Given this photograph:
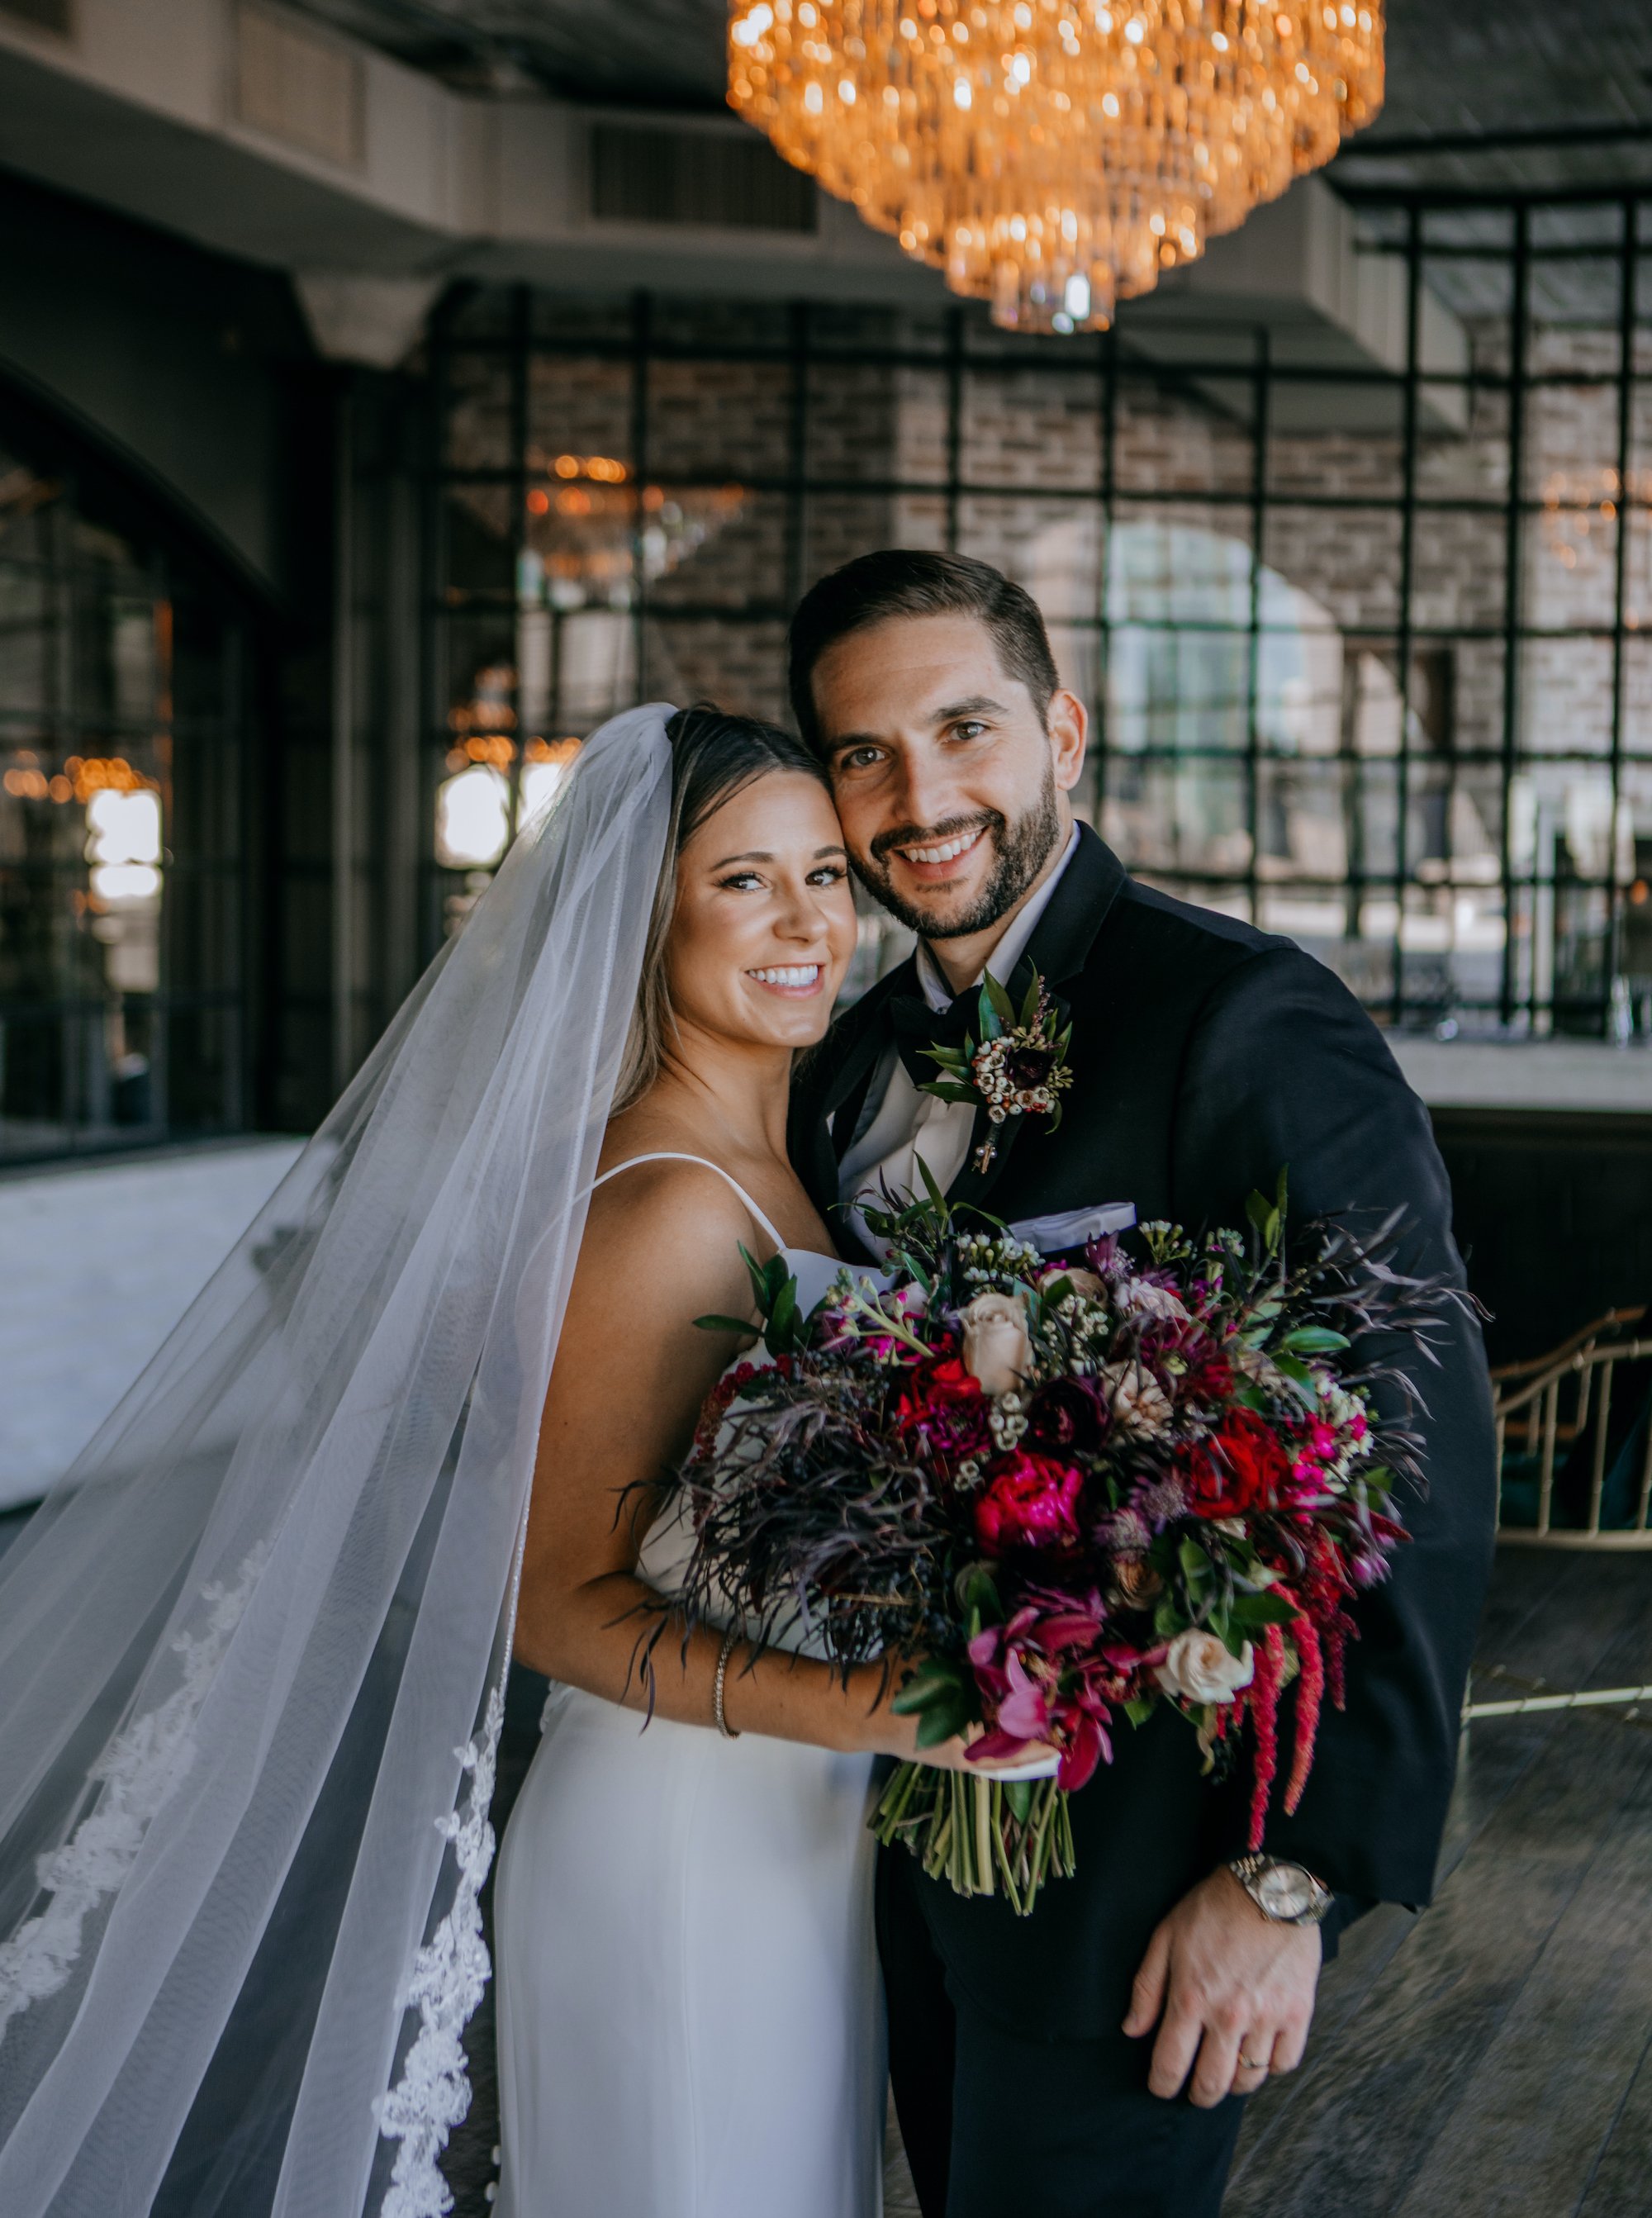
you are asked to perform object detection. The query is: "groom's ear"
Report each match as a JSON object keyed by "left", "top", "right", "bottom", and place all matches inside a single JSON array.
[{"left": 1047, "top": 689, "right": 1088, "bottom": 792}]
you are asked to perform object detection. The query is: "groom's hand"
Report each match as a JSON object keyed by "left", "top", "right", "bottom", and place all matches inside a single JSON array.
[{"left": 1122, "top": 1865, "right": 1321, "bottom": 2107}]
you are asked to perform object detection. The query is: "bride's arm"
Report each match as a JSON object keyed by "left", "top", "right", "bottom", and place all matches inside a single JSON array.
[{"left": 513, "top": 1161, "right": 935, "bottom": 1760}]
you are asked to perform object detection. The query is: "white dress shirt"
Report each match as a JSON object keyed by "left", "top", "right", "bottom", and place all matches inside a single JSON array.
[{"left": 838, "top": 826, "right": 1081, "bottom": 1251}]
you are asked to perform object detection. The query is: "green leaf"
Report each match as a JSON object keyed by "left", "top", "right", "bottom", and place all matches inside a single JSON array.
[
  {"left": 1271, "top": 1352, "right": 1322, "bottom": 1408},
  {"left": 914, "top": 1698, "right": 971, "bottom": 1748},
  {"left": 738, "top": 1243, "right": 771, "bottom": 1312},
  {"left": 1153, "top": 1595, "right": 1184, "bottom": 1641},
  {"left": 1123, "top": 1695, "right": 1156, "bottom": 1728},
  {"left": 1280, "top": 1326, "right": 1350, "bottom": 1354},
  {"left": 765, "top": 1277, "right": 800, "bottom": 1355},
  {"left": 694, "top": 1312, "right": 757, "bottom": 1335},
  {"left": 892, "top": 1657, "right": 966, "bottom": 1709},
  {"left": 982, "top": 970, "right": 1017, "bottom": 1029},
  {"left": 918, "top": 1155, "right": 948, "bottom": 1213},
  {"left": 1179, "top": 1534, "right": 1212, "bottom": 1585},
  {"left": 1230, "top": 1590, "right": 1297, "bottom": 1627},
  {"left": 959, "top": 1565, "right": 1002, "bottom": 1626},
  {"left": 1005, "top": 1779, "right": 1033, "bottom": 1823},
  {"left": 1018, "top": 972, "right": 1042, "bottom": 1028}
]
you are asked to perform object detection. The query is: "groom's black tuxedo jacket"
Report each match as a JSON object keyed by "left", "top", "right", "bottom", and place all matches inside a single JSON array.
[{"left": 790, "top": 824, "right": 1498, "bottom": 2040}]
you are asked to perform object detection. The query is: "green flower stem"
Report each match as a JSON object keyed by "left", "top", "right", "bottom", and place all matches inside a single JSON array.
[{"left": 871, "top": 1763, "right": 1080, "bottom": 1917}]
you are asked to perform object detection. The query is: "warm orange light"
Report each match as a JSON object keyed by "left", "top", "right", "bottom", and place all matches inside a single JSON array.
[
  {"left": 526, "top": 487, "right": 550, "bottom": 515},
  {"left": 729, "top": 0, "right": 1384, "bottom": 332}
]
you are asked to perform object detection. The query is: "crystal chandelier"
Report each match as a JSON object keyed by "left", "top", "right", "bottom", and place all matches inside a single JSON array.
[{"left": 729, "top": 1, "right": 1384, "bottom": 333}]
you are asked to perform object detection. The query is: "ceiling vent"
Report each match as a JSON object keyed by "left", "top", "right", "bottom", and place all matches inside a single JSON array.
[
  {"left": 235, "top": 2, "right": 365, "bottom": 172},
  {"left": 0, "top": 0, "right": 72, "bottom": 33},
  {"left": 590, "top": 122, "right": 816, "bottom": 233}
]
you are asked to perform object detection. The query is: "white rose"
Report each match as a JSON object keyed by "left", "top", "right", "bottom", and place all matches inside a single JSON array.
[
  {"left": 1037, "top": 1265, "right": 1106, "bottom": 1301},
  {"left": 1154, "top": 1629, "right": 1256, "bottom": 1706},
  {"left": 959, "top": 1291, "right": 1032, "bottom": 1398},
  {"left": 1119, "top": 1279, "right": 1189, "bottom": 1323}
]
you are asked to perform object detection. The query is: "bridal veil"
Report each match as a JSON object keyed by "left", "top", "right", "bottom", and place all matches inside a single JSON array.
[{"left": 0, "top": 705, "right": 675, "bottom": 2216}]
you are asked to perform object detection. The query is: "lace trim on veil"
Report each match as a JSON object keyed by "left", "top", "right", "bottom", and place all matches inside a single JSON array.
[
  {"left": 373, "top": 1680, "right": 506, "bottom": 2218},
  {"left": 0, "top": 1543, "right": 270, "bottom": 2041}
]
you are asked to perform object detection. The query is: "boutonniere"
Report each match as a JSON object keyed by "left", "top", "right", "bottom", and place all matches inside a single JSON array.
[{"left": 919, "top": 967, "right": 1075, "bottom": 1173}]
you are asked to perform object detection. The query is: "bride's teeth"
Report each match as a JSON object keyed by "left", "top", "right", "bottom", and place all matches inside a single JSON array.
[{"left": 751, "top": 965, "right": 820, "bottom": 986}]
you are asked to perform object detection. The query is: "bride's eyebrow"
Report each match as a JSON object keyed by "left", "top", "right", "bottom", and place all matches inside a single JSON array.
[{"left": 712, "top": 843, "right": 848, "bottom": 867}]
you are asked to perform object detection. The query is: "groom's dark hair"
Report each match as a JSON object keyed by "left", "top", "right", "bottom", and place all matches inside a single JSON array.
[{"left": 787, "top": 550, "right": 1059, "bottom": 753}]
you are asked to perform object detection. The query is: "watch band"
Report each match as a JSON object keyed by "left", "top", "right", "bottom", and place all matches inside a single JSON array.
[{"left": 1227, "top": 1853, "right": 1333, "bottom": 1926}]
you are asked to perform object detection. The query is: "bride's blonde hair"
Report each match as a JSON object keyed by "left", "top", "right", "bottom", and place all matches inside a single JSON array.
[{"left": 612, "top": 704, "right": 832, "bottom": 1112}]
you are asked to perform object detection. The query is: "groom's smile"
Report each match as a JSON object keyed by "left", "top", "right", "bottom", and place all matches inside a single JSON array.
[{"left": 880, "top": 812, "right": 996, "bottom": 886}]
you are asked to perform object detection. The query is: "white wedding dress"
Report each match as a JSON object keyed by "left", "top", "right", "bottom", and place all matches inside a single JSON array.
[{"left": 494, "top": 1156, "right": 885, "bottom": 2218}]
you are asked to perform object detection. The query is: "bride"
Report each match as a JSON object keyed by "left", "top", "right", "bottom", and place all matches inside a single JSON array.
[
  {"left": 0, "top": 701, "right": 991, "bottom": 2218},
  {"left": 497, "top": 703, "right": 984, "bottom": 2218}
]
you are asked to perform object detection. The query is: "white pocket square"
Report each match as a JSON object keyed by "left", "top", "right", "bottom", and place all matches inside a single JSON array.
[{"left": 1008, "top": 1201, "right": 1137, "bottom": 1254}]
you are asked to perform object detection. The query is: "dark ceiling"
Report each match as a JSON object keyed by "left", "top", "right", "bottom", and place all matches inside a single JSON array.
[{"left": 290, "top": 0, "right": 1652, "bottom": 194}]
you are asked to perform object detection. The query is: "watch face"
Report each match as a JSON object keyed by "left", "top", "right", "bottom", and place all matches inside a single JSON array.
[{"left": 1256, "top": 1864, "right": 1316, "bottom": 1920}]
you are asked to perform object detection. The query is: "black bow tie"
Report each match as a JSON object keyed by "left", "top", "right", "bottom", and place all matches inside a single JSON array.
[{"left": 887, "top": 986, "right": 980, "bottom": 1092}]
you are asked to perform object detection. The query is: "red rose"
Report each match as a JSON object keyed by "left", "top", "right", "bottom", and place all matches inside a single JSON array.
[
  {"left": 1181, "top": 1408, "right": 1293, "bottom": 1518},
  {"left": 891, "top": 1353, "right": 992, "bottom": 1464},
  {"left": 974, "top": 1451, "right": 1085, "bottom": 1555}
]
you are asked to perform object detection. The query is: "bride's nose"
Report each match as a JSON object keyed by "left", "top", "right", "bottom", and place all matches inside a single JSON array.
[{"left": 772, "top": 882, "right": 826, "bottom": 943}]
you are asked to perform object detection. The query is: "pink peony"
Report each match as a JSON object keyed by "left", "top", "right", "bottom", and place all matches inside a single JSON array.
[{"left": 973, "top": 1451, "right": 1085, "bottom": 1555}]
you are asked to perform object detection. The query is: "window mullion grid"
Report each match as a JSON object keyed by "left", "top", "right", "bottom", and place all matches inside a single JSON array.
[
  {"left": 1390, "top": 206, "right": 1422, "bottom": 1027},
  {"left": 1499, "top": 206, "right": 1531, "bottom": 1030},
  {"left": 1606, "top": 197, "right": 1636, "bottom": 1024},
  {"left": 505, "top": 284, "right": 530, "bottom": 842},
  {"left": 1244, "top": 331, "right": 1269, "bottom": 931},
  {"left": 1094, "top": 328, "right": 1118, "bottom": 836},
  {"left": 630, "top": 289, "right": 653, "bottom": 702}
]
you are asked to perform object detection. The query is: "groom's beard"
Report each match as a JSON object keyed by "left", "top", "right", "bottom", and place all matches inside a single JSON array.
[{"left": 854, "top": 767, "right": 1062, "bottom": 943}]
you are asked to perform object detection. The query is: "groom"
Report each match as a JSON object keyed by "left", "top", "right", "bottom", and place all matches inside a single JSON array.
[{"left": 786, "top": 551, "right": 1497, "bottom": 2218}]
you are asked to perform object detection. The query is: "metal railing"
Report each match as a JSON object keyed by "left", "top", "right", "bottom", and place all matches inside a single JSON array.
[{"left": 1493, "top": 1310, "right": 1652, "bottom": 1548}]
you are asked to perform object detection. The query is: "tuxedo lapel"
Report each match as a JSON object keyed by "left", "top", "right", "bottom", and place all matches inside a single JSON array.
[
  {"left": 942, "top": 826, "right": 1126, "bottom": 1216},
  {"left": 790, "top": 957, "right": 913, "bottom": 1219}
]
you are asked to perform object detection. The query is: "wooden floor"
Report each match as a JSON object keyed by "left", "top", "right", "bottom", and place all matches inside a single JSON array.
[
  {"left": 457, "top": 1544, "right": 1652, "bottom": 2217},
  {"left": 883, "top": 1549, "right": 1652, "bottom": 2216},
  {"left": 1225, "top": 1546, "right": 1652, "bottom": 2218}
]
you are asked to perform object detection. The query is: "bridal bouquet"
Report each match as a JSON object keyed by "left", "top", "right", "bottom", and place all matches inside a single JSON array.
[{"left": 675, "top": 1173, "right": 1433, "bottom": 1915}]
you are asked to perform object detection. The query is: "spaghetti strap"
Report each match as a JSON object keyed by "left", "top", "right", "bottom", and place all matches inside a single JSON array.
[{"left": 588, "top": 1152, "right": 790, "bottom": 1255}]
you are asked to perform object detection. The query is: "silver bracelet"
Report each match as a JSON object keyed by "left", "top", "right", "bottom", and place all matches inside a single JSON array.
[{"left": 714, "top": 1627, "right": 742, "bottom": 1740}]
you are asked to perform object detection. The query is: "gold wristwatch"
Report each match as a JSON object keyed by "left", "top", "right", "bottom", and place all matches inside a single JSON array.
[{"left": 1227, "top": 1854, "right": 1333, "bottom": 1926}]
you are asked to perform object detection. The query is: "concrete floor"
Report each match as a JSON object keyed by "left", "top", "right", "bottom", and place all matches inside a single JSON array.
[{"left": 0, "top": 1138, "right": 304, "bottom": 1508}]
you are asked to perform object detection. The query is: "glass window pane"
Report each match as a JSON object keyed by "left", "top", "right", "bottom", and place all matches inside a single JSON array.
[{"left": 961, "top": 366, "right": 1099, "bottom": 494}]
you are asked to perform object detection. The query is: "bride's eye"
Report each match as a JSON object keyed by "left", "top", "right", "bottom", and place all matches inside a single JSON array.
[
  {"left": 806, "top": 863, "right": 847, "bottom": 886},
  {"left": 719, "top": 871, "right": 765, "bottom": 891}
]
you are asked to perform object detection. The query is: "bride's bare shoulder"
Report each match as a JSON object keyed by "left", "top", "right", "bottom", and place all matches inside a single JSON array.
[{"left": 579, "top": 1150, "right": 760, "bottom": 1308}]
